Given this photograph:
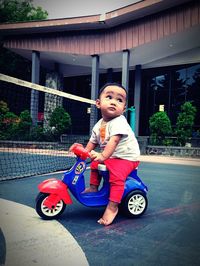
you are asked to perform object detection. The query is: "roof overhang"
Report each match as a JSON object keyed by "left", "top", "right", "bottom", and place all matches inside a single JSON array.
[
  {"left": 0, "top": 0, "right": 191, "bottom": 36},
  {"left": 0, "top": 0, "right": 198, "bottom": 77}
]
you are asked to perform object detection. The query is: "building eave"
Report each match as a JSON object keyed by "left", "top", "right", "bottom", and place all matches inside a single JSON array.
[{"left": 0, "top": 0, "right": 191, "bottom": 36}]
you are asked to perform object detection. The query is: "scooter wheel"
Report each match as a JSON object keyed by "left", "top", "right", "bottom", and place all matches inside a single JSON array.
[
  {"left": 35, "top": 192, "right": 66, "bottom": 220},
  {"left": 120, "top": 190, "right": 148, "bottom": 218}
]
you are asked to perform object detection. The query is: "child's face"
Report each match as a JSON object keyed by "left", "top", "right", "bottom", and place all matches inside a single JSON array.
[{"left": 96, "top": 85, "right": 126, "bottom": 121}]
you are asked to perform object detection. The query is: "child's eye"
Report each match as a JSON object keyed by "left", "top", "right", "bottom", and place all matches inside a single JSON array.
[
  {"left": 106, "top": 95, "right": 112, "bottom": 100},
  {"left": 117, "top": 98, "right": 123, "bottom": 103}
]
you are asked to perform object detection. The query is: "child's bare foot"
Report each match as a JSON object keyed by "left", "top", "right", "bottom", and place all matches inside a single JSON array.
[
  {"left": 97, "top": 201, "right": 119, "bottom": 226},
  {"left": 82, "top": 185, "right": 98, "bottom": 193}
]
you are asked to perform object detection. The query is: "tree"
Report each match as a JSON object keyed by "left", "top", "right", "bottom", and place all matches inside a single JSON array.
[
  {"left": 187, "top": 67, "right": 200, "bottom": 127},
  {"left": 0, "top": 0, "right": 48, "bottom": 23},
  {"left": 175, "top": 102, "right": 197, "bottom": 146},
  {"left": 0, "top": 0, "right": 48, "bottom": 77},
  {"left": 0, "top": 100, "right": 9, "bottom": 114},
  {"left": 149, "top": 111, "right": 172, "bottom": 145},
  {"left": 0, "top": 101, "right": 19, "bottom": 140},
  {"left": 49, "top": 107, "right": 71, "bottom": 140},
  {"left": 15, "top": 110, "right": 32, "bottom": 140}
]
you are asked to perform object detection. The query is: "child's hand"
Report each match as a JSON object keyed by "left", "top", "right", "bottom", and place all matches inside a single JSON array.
[{"left": 90, "top": 150, "right": 105, "bottom": 163}]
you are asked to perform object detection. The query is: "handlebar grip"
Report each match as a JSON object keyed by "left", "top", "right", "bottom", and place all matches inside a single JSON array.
[{"left": 71, "top": 144, "right": 90, "bottom": 160}]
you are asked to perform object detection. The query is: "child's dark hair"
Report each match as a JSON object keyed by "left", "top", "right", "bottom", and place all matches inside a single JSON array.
[{"left": 98, "top": 82, "right": 127, "bottom": 99}]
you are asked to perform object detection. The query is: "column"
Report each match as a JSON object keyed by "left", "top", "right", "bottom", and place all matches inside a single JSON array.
[
  {"left": 122, "top": 50, "right": 130, "bottom": 92},
  {"left": 134, "top": 65, "right": 142, "bottom": 137},
  {"left": 90, "top": 55, "right": 99, "bottom": 133},
  {"left": 30, "top": 50, "right": 40, "bottom": 126},
  {"left": 122, "top": 50, "right": 130, "bottom": 118},
  {"left": 43, "top": 70, "right": 63, "bottom": 130}
]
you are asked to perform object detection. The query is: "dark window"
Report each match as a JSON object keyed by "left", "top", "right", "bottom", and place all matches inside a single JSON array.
[{"left": 140, "top": 63, "right": 200, "bottom": 135}]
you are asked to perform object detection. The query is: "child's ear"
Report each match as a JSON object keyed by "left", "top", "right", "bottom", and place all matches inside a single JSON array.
[{"left": 96, "top": 99, "right": 101, "bottom": 109}]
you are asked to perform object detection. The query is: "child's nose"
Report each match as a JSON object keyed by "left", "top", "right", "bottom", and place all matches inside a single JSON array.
[{"left": 110, "top": 99, "right": 116, "bottom": 105}]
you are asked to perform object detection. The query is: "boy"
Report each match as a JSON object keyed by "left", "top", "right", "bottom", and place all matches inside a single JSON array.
[{"left": 70, "top": 83, "right": 140, "bottom": 225}]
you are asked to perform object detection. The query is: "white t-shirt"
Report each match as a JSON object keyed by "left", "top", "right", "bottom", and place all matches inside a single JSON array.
[{"left": 89, "top": 115, "right": 140, "bottom": 161}]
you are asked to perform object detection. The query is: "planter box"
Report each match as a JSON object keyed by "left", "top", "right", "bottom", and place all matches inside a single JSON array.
[{"left": 146, "top": 145, "right": 200, "bottom": 158}]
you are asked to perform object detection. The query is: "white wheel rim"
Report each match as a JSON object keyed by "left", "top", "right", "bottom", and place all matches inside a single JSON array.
[
  {"left": 41, "top": 198, "right": 64, "bottom": 217},
  {"left": 128, "top": 194, "right": 146, "bottom": 215}
]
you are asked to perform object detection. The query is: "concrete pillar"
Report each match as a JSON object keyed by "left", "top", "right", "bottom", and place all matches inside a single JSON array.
[
  {"left": 90, "top": 55, "right": 99, "bottom": 133},
  {"left": 122, "top": 50, "right": 130, "bottom": 118},
  {"left": 122, "top": 50, "right": 130, "bottom": 92},
  {"left": 134, "top": 65, "right": 142, "bottom": 137},
  {"left": 30, "top": 50, "right": 40, "bottom": 126},
  {"left": 43, "top": 71, "right": 63, "bottom": 130}
]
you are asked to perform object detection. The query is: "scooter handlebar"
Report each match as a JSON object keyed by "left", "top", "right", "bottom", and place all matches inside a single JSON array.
[{"left": 71, "top": 144, "right": 90, "bottom": 160}]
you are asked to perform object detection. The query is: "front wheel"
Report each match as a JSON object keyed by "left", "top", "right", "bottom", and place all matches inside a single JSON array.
[
  {"left": 35, "top": 192, "right": 66, "bottom": 220},
  {"left": 120, "top": 190, "right": 148, "bottom": 218}
]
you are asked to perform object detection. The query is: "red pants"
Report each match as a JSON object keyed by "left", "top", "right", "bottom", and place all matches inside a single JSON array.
[{"left": 90, "top": 158, "right": 140, "bottom": 203}]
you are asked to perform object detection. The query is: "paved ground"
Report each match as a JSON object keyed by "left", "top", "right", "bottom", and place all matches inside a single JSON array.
[
  {"left": 0, "top": 199, "right": 88, "bottom": 266},
  {"left": 140, "top": 155, "right": 200, "bottom": 166},
  {"left": 0, "top": 156, "right": 200, "bottom": 266}
]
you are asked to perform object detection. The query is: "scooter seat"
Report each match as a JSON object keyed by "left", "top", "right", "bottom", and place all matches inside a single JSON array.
[{"left": 98, "top": 164, "right": 108, "bottom": 171}]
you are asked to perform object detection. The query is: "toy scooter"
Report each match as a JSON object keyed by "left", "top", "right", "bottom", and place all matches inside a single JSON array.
[{"left": 35, "top": 144, "right": 148, "bottom": 220}]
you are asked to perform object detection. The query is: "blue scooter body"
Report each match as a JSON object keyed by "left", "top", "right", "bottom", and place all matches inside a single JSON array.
[{"left": 62, "top": 157, "right": 148, "bottom": 207}]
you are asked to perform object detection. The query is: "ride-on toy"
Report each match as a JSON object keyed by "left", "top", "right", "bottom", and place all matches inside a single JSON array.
[{"left": 35, "top": 144, "right": 148, "bottom": 220}]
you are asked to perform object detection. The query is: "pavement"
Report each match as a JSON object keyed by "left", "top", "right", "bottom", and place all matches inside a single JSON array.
[
  {"left": 0, "top": 199, "right": 89, "bottom": 266},
  {"left": 140, "top": 155, "right": 200, "bottom": 166},
  {"left": 0, "top": 155, "right": 200, "bottom": 266}
]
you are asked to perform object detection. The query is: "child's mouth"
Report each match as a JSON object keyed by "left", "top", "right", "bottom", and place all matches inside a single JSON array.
[{"left": 108, "top": 107, "right": 116, "bottom": 111}]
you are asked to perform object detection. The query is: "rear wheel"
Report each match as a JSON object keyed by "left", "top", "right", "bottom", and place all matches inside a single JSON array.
[
  {"left": 35, "top": 192, "right": 66, "bottom": 220},
  {"left": 120, "top": 190, "right": 148, "bottom": 218}
]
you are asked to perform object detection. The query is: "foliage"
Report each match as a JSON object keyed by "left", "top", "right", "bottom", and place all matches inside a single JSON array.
[
  {"left": 0, "top": 110, "right": 19, "bottom": 141},
  {"left": 175, "top": 102, "right": 197, "bottom": 146},
  {"left": 0, "top": 0, "right": 48, "bottom": 78},
  {"left": 0, "top": 103, "right": 33, "bottom": 140},
  {"left": 0, "top": 101, "right": 72, "bottom": 141},
  {"left": 0, "top": 101, "right": 17, "bottom": 139},
  {"left": 49, "top": 107, "right": 71, "bottom": 140},
  {"left": 149, "top": 111, "right": 172, "bottom": 145},
  {"left": 0, "top": 0, "right": 48, "bottom": 23},
  {"left": 14, "top": 110, "right": 32, "bottom": 140},
  {"left": 149, "top": 102, "right": 197, "bottom": 146},
  {"left": 0, "top": 102, "right": 35, "bottom": 140},
  {"left": 0, "top": 100, "right": 9, "bottom": 114},
  {"left": 29, "top": 126, "right": 45, "bottom": 141}
]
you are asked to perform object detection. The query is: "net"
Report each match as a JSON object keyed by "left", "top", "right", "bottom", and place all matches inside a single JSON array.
[{"left": 0, "top": 73, "right": 95, "bottom": 180}]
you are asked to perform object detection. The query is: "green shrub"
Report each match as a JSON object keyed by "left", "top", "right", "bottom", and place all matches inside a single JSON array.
[
  {"left": 0, "top": 111, "right": 19, "bottom": 140},
  {"left": 175, "top": 102, "right": 197, "bottom": 146},
  {"left": 0, "top": 101, "right": 72, "bottom": 142},
  {"left": 149, "top": 111, "right": 172, "bottom": 145},
  {"left": 0, "top": 100, "right": 9, "bottom": 114},
  {"left": 29, "top": 126, "right": 45, "bottom": 141},
  {"left": 15, "top": 110, "right": 32, "bottom": 140},
  {"left": 49, "top": 107, "right": 71, "bottom": 140}
]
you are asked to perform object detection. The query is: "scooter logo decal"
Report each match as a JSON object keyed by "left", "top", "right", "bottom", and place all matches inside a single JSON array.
[{"left": 75, "top": 162, "right": 85, "bottom": 174}]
